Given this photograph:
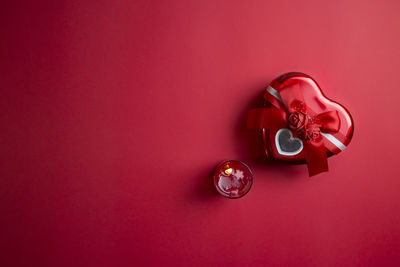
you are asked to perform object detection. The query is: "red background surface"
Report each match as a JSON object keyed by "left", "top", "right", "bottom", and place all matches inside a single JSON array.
[{"left": 1, "top": 0, "right": 400, "bottom": 266}]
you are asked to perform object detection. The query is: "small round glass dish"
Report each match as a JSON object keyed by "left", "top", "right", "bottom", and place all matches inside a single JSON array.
[{"left": 213, "top": 160, "right": 253, "bottom": 199}]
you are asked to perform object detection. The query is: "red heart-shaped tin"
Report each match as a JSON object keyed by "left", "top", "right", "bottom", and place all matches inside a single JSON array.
[
  {"left": 247, "top": 72, "right": 354, "bottom": 174},
  {"left": 259, "top": 72, "right": 354, "bottom": 163}
]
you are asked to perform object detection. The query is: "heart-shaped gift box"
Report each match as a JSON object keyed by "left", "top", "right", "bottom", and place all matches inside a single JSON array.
[{"left": 247, "top": 72, "right": 354, "bottom": 176}]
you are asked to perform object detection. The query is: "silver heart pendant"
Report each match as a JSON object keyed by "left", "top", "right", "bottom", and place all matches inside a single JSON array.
[{"left": 275, "top": 128, "right": 303, "bottom": 156}]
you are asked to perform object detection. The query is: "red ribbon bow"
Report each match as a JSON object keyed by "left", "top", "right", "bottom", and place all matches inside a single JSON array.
[{"left": 247, "top": 82, "right": 341, "bottom": 176}]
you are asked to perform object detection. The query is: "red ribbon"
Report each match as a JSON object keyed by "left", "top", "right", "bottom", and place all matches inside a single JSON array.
[{"left": 247, "top": 82, "right": 341, "bottom": 176}]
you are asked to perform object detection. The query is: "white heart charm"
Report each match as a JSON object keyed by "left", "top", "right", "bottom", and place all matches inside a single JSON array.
[{"left": 275, "top": 128, "right": 303, "bottom": 156}]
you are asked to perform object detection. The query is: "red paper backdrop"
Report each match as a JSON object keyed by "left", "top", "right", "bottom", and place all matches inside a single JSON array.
[{"left": 1, "top": 0, "right": 400, "bottom": 266}]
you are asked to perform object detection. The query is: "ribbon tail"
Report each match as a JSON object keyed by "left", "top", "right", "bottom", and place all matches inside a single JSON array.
[{"left": 304, "top": 139, "right": 328, "bottom": 176}]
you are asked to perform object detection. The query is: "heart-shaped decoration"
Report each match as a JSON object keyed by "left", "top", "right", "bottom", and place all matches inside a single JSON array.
[
  {"left": 275, "top": 128, "right": 303, "bottom": 156},
  {"left": 261, "top": 72, "right": 354, "bottom": 163}
]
